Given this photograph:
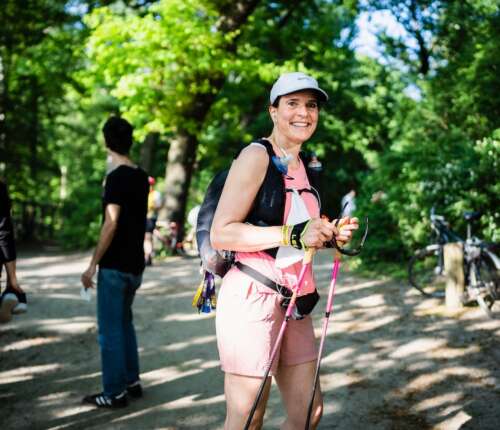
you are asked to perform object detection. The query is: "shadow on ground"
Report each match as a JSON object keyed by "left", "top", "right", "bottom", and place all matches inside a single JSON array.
[{"left": 0, "top": 250, "right": 499, "bottom": 429}]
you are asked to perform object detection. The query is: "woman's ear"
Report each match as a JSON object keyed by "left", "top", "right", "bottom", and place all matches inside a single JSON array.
[{"left": 269, "top": 106, "right": 277, "bottom": 122}]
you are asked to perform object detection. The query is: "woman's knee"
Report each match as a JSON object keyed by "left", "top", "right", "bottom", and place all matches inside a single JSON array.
[
  {"left": 224, "top": 372, "right": 271, "bottom": 429},
  {"left": 225, "top": 403, "right": 264, "bottom": 430},
  {"left": 225, "top": 390, "right": 269, "bottom": 429},
  {"left": 285, "top": 399, "right": 323, "bottom": 429}
]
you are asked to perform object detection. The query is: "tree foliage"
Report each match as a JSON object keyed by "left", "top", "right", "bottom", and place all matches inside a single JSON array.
[
  {"left": 1, "top": 0, "right": 498, "bottom": 262},
  {"left": 356, "top": 0, "right": 500, "bottom": 262}
]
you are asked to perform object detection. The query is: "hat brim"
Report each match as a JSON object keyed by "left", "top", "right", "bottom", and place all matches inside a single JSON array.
[{"left": 272, "top": 86, "right": 328, "bottom": 104}]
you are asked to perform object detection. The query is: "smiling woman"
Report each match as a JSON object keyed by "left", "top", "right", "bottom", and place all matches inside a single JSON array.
[{"left": 210, "top": 72, "right": 359, "bottom": 429}]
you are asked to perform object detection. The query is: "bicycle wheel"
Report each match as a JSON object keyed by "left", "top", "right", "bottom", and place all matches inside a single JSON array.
[
  {"left": 408, "top": 244, "right": 446, "bottom": 298},
  {"left": 480, "top": 253, "right": 500, "bottom": 300},
  {"left": 471, "top": 255, "right": 499, "bottom": 318}
]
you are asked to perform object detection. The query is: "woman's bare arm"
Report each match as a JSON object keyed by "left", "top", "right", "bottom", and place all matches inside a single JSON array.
[{"left": 211, "top": 145, "right": 283, "bottom": 252}]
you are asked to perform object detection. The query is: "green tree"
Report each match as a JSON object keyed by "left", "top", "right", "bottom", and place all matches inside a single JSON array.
[{"left": 356, "top": 0, "right": 500, "bottom": 263}]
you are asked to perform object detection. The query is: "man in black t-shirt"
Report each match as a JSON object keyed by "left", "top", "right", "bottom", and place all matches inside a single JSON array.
[{"left": 81, "top": 117, "right": 149, "bottom": 409}]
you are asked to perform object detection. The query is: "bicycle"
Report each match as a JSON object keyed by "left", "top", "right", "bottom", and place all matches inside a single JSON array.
[{"left": 408, "top": 208, "right": 500, "bottom": 318}]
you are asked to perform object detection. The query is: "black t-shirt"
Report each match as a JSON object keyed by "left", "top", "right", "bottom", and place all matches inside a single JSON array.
[{"left": 99, "top": 165, "right": 149, "bottom": 275}]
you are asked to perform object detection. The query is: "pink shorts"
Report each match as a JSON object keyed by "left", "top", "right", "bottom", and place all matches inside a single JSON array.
[{"left": 215, "top": 267, "right": 317, "bottom": 377}]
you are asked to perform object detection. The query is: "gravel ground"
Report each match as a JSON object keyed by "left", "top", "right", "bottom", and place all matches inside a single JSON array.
[{"left": 1, "top": 249, "right": 499, "bottom": 429}]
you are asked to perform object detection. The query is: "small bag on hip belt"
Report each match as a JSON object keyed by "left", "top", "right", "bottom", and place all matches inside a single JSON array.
[
  {"left": 235, "top": 262, "right": 320, "bottom": 320},
  {"left": 280, "top": 289, "right": 320, "bottom": 320}
]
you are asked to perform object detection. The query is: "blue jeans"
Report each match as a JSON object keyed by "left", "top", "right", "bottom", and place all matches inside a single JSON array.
[{"left": 97, "top": 268, "right": 142, "bottom": 397}]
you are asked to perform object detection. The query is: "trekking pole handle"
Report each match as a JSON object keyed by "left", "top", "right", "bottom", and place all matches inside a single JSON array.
[
  {"left": 333, "top": 218, "right": 347, "bottom": 260},
  {"left": 303, "top": 248, "right": 315, "bottom": 264}
]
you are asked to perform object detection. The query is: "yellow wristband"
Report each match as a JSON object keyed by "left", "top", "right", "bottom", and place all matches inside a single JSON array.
[{"left": 281, "top": 224, "right": 291, "bottom": 246}]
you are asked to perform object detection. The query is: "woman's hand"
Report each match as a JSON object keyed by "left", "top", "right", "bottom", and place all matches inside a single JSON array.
[
  {"left": 300, "top": 217, "right": 338, "bottom": 249},
  {"left": 331, "top": 217, "right": 359, "bottom": 245}
]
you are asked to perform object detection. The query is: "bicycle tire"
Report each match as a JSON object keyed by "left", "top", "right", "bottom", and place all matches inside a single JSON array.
[
  {"left": 476, "top": 295, "right": 493, "bottom": 318},
  {"left": 480, "top": 253, "right": 500, "bottom": 300},
  {"left": 408, "top": 244, "right": 446, "bottom": 298},
  {"left": 472, "top": 254, "right": 499, "bottom": 318}
]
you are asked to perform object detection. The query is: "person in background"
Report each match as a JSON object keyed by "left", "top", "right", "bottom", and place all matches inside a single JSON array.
[
  {"left": 0, "top": 180, "right": 27, "bottom": 323},
  {"left": 80, "top": 116, "right": 149, "bottom": 408},
  {"left": 341, "top": 189, "right": 356, "bottom": 218},
  {"left": 184, "top": 204, "right": 201, "bottom": 252},
  {"left": 144, "top": 176, "right": 162, "bottom": 266}
]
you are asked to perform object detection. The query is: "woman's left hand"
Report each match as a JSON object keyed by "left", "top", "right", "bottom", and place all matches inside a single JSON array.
[{"left": 330, "top": 217, "right": 359, "bottom": 245}]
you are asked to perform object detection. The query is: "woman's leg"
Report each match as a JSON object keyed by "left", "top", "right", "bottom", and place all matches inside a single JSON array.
[
  {"left": 216, "top": 270, "right": 284, "bottom": 428},
  {"left": 275, "top": 360, "right": 323, "bottom": 430},
  {"left": 224, "top": 372, "right": 272, "bottom": 430}
]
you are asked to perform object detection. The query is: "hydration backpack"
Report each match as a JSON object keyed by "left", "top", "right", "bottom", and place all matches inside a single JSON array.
[
  {"left": 195, "top": 169, "right": 235, "bottom": 277},
  {"left": 195, "top": 139, "right": 322, "bottom": 279}
]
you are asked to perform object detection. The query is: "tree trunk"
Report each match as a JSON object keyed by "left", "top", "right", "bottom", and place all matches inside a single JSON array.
[
  {"left": 161, "top": 0, "right": 262, "bottom": 241},
  {"left": 29, "top": 76, "right": 39, "bottom": 181},
  {"left": 409, "top": 0, "right": 430, "bottom": 76},
  {"left": 162, "top": 130, "right": 197, "bottom": 238},
  {"left": 139, "top": 131, "right": 159, "bottom": 174}
]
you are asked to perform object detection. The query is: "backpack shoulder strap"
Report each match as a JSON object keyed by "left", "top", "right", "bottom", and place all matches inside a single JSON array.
[
  {"left": 252, "top": 138, "right": 274, "bottom": 157},
  {"left": 235, "top": 138, "right": 273, "bottom": 161}
]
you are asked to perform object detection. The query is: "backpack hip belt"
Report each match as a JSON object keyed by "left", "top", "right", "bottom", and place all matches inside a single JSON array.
[{"left": 234, "top": 261, "right": 319, "bottom": 320}]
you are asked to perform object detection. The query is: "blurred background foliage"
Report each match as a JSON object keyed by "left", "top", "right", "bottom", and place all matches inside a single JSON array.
[{"left": 0, "top": 0, "right": 498, "bottom": 266}]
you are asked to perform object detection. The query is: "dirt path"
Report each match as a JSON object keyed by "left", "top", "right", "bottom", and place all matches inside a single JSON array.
[{"left": 1, "top": 250, "right": 499, "bottom": 429}]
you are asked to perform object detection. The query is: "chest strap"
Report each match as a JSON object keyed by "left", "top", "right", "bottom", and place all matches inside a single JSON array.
[
  {"left": 285, "top": 188, "right": 313, "bottom": 194},
  {"left": 285, "top": 187, "right": 321, "bottom": 209}
]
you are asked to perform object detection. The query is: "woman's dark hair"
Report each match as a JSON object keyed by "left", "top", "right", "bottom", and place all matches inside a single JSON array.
[{"left": 102, "top": 116, "right": 133, "bottom": 155}]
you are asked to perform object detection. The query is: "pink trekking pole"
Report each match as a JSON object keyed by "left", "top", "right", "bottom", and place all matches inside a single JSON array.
[
  {"left": 244, "top": 249, "right": 315, "bottom": 430},
  {"left": 304, "top": 248, "right": 341, "bottom": 429},
  {"left": 304, "top": 216, "right": 368, "bottom": 429}
]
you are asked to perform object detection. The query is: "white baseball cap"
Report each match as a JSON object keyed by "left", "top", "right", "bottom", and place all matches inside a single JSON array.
[{"left": 270, "top": 72, "right": 329, "bottom": 105}]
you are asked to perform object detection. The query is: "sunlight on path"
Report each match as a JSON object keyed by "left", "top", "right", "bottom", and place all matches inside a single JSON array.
[{"left": 1, "top": 250, "right": 499, "bottom": 429}]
